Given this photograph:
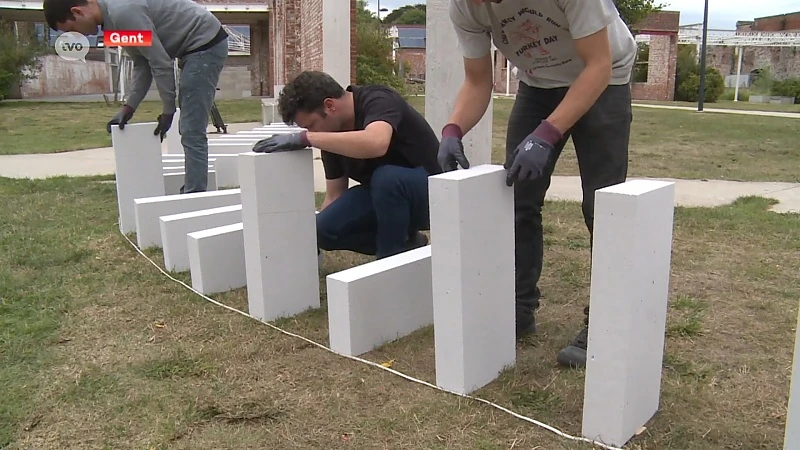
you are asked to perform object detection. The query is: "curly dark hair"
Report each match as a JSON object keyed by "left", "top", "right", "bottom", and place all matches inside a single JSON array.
[
  {"left": 278, "top": 71, "right": 346, "bottom": 124},
  {"left": 44, "top": 0, "right": 88, "bottom": 30}
]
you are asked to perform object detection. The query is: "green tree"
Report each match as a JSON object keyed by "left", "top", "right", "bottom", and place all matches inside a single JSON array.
[
  {"left": 354, "top": 0, "right": 405, "bottom": 94},
  {"left": 393, "top": 8, "right": 426, "bottom": 25},
  {"left": 613, "top": 0, "right": 666, "bottom": 30},
  {"left": 0, "top": 20, "right": 49, "bottom": 101},
  {"left": 383, "top": 4, "right": 425, "bottom": 24}
]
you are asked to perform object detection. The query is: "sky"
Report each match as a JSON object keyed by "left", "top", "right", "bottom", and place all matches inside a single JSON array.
[{"left": 364, "top": 0, "right": 800, "bottom": 30}]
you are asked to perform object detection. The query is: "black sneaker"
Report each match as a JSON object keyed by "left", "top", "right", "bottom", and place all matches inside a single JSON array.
[
  {"left": 556, "top": 305, "right": 589, "bottom": 368},
  {"left": 515, "top": 304, "right": 536, "bottom": 339},
  {"left": 405, "top": 231, "right": 429, "bottom": 250}
]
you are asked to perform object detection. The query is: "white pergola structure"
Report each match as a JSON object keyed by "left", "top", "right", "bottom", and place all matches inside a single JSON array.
[{"left": 676, "top": 25, "right": 800, "bottom": 102}]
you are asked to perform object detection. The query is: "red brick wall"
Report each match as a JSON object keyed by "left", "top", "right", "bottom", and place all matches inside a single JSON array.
[
  {"left": 397, "top": 48, "right": 425, "bottom": 79},
  {"left": 351, "top": 0, "right": 357, "bottom": 83},
  {"left": 631, "top": 34, "right": 678, "bottom": 101},
  {"left": 753, "top": 12, "right": 800, "bottom": 31},
  {"left": 633, "top": 10, "right": 681, "bottom": 34},
  {"left": 299, "top": 0, "right": 323, "bottom": 71}
]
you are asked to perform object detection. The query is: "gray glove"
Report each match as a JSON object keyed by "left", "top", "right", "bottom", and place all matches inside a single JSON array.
[
  {"left": 437, "top": 123, "right": 470, "bottom": 171},
  {"left": 106, "top": 105, "right": 135, "bottom": 133},
  {"left": 504, "top": 120, "right": 562, "bottom": 187},
  {"left": 253, "top": 132, "right": 310, "bottom": 153}
]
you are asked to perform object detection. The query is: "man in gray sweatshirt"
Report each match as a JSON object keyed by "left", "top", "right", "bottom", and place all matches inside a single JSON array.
[{"left": 44, "top": 0, "right": 229, "bottom": 194}]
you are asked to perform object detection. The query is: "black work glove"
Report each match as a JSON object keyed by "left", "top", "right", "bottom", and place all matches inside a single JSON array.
[
  {"left": 252, "top": 132, "right": 310, "bottom": 153},
  {"left": 504, "top": 120, "right": 563, "bottom": 187},
  {"left": 106, "top": 105, "right": 135, "bottom": 133},
  {"left": 437, "top": 123, "right": 470, "bottom": 171},
  {"left": 154, "top": 113, "right": 174, "bottom": 142}
]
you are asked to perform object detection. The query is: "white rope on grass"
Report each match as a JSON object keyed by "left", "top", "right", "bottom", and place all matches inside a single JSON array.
[{"left": 119, "top": 230, "right": 624, "bottom": 450}]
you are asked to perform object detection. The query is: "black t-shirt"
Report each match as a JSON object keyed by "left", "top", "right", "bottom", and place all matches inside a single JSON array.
[{"left": 321, "top": 85, "right": 442, "bottom": 185}]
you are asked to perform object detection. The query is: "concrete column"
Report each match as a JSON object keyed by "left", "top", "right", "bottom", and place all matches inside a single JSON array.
[
  {"left": 428, "top": 165, "right": 515, "bottom": 394},
  {"left": 322, "top": 0, "right": 351, "bottom": 89},
  {"left": 425, "top": 0, "right": 493, "bottom": 167},
  {"left": 238, "top": 150, "right": 319, "bottom": 322},
  {"left": 785, "top": 307, "right": 800, "bottom": 450},
  {"left": 111, "top": 123, "right": 165, "bottom": 234},
  {"left": 581, "top": 180, "right": 676, "bottom": 447}
]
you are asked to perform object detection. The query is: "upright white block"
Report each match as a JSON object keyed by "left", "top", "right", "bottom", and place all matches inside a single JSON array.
[
  {"left": 112, "top": 123, "right": 165, "bottom": 234},
  {"left": 581, "top": 180, "right": 676, "bottom": 447},
  {"left": 187, "top": 223, "right": 246, "bottom": 295},
  {"left": 322, "top": 0, "right": 351, "bottom": 88},
  {"left": 239, "top": 150, "right": 319, "bottom": 322},
  {"left": 163, "top": 154, "right": 238, "bottom": 188},
  {"left": 425, "top": 0, "right": 492, "bottom": 167},
  {"left": 163, "top": 170, "right": 217, "bottom": 195},
  {"left": 134, "top": 189, "right": 241, "bottom": 249},
  {"left": 160, "top": 204, "right": 243, "bottom": 272},
  {"left": 327, "top": 246, "right": 433, "bottom": 357},
  {"left": 166, "top": 107, "right": 182, "bottom": 154},
  {"left": 428, "top": 165, "right": 515, "bottom": 394},
  {"left": 785, "top": 307, "right": 800, "bottom": 450}
]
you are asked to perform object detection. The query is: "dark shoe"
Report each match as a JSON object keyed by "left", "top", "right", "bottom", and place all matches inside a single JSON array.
[
  {"left": 556, "top": 305, "right": 589, "bottom": 368},
  {"left": 405, "top": 231, "right": 429, "bottom": 250},
  {"left": 515, "top": 304, "right": 536, "bottom": 339}
]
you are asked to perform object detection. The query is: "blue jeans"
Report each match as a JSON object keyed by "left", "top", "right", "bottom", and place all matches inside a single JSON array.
[
  {"left": 316, "top": 165, "right": 431, "bottom": 259},
  {"left": 177, "top": 38, "right": 229, "bottom": 193}
]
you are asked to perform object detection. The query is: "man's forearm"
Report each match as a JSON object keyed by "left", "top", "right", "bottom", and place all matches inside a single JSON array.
[
  {"left": 546, "top": 62, "right": 612, "bottom": 135},
  {"left": 306, "top": 130, "right": 385, "bottom": 159},
  {"left": 446, "top": 79, "right": 493, "bottom": 134},
  {"left": 125, "top": 58, "right": 153, "bottom": 110}
]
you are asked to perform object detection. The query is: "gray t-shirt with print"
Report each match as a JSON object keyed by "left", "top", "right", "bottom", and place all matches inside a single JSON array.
[{"left": 449, "top": 0, "right": 637, "bottom": 88}]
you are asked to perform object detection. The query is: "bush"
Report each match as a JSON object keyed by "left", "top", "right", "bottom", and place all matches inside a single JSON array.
[
  {"left": 675, "top": 60, "right": 725, "bottom": 103},
  {"left": 720, "top": 88, "right": 750, "bottom": 102},
  {"left": 0, "top": 20, "right": 48, "bottom": 101},
  {"left": 354, "top": 1, "right": 406, "bottom": 96},
  {"left": 771, "top": 78, "right": 800, "bottom": 102}
]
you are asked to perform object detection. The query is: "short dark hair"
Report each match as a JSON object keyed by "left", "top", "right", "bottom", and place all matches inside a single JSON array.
[
  {"left": 44, "top": 0, "right": 88, "bottom": 30},
  {"left": 277, "top": 71, "right": 345, "bottom": 124}
]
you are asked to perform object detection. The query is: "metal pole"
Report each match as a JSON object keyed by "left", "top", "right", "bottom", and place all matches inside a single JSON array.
[
  {"left": 697, "top": 0, "right": 709, "bottom": 111},
  {"left": 506, "top": 61, "right": 510, "bottom": 96},
  {"left": 377, "top": 0, "right": 380, "bottom": 20},
  {"left": 734, "top": 46, "right": 743, "bottom": 102}
]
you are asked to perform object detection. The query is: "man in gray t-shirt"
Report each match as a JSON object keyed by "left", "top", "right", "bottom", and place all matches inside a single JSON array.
[
  {"left": 437, "top": 0, "right": 637, "bottom": 369},
  {"left": 45, "top": 0, "right": 229, "bottom": 194}
]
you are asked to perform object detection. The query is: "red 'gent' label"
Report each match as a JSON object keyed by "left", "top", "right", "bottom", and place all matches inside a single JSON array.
[{"left": 104, "top": 30, "right": 153, "bottom": 47}]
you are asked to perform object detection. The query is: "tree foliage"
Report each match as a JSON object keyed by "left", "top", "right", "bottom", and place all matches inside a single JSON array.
[
  {"left": 383, "top": 4, "right": 425, "bottom": 25},
  {"left": 613, "top": 0, "right": 666, "bottom": 30},
  {"left": 0, "top": 20, "right": 49, "bottom": 101},
  {"left": 354, "top": 0, "right": 405, "bottom": 94}
]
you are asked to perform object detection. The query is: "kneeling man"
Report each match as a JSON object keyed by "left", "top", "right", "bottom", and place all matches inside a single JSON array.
[{"left": 253, "top": 71, "right": 442, "bottom": 259}]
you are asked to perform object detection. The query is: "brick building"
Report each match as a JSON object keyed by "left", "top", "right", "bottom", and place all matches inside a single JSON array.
[
  {"left": 390, "top": 24, "right": 426, "bottom": 80},
  {"left": 630, "top": 11, "right": 681, "bottom": 101}
]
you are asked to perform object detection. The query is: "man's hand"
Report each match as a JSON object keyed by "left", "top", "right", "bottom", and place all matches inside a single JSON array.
[
  {"left": 504, "top": 120, "right": 563, "bottom": 187},
  {"left": 437, "top": 123, "right": 470, "bottom": 171},
  {"left": 154, "top": 113, "right": 174, "bottom": 142},
  {"left": 106, "top": 105, "right": 135, "bottom": 133},
  {"left": 253, "top": 132, "right": 310, "bottom": 153}
]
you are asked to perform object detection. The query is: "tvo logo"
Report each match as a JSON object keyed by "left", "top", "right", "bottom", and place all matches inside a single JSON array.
[{"left": 54, "top": 32, "right": 90, "bottom": 62}]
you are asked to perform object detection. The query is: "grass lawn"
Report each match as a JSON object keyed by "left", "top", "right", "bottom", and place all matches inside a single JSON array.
[
  {"left": 0, "top": 99, "right": 262, "bottom": 155},
  {"left": 634, "top": 99, "right": 800, "bottom": 113},
  {"left": 2, "top": 174, "right": 799, "bottom": 449},
  {"left": 3, "top": 97, "right": 800, "bottom": 183}
]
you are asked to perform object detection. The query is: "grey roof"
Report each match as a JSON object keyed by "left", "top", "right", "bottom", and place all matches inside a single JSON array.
[{"left": 397, "top": 27, "right": 425, "bottom": 49}]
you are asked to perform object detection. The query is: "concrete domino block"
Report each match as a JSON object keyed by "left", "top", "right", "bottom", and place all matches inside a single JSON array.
[
  {"left": 428, "top": 165, "right": 515, "bottom": 394},
  {"left": 581, "top": 180, "right": 676, "bottom": 447},
  {"left": 165, "top": 107, "right": 182, "bottom": 154},
  {"left": 112, "top": 123, "right": 165, "bottom": 234},
  {"left": 163, "top": 170, "right": 217, "bottom": 195},
  {"left": 163, "top": 155, "right": 238, "bottom": 188},
  {"left": 160, "top": 204, "right": 243, "bottom": 272},
  {"left": 134, "top": 188, "right": 241, "bottom": 249},
  {"left": 208, "top": 142, "right": 259, "bottom": 155},
  {"left": 327, "top": 245, "right": 433, "bottom": 357},
  {"left": 322, "top": 0, "right": 351, "bottom": 88},
  {"left": 239, "top": 151, "right": 319, "bottom": 321},
  {"left": 785, "top": 307, "right": 800, "bottom": 450},
  {"left": 187, "top": 222, "right": 246, "bottom": 295},
  {"left": 425, "top": 0, "right": 492, "bottom": 167}
]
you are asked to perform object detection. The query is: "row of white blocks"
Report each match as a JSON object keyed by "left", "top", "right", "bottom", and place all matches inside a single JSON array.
[{"left": 117, "top": 121, "right": 800, "bottom": 449}]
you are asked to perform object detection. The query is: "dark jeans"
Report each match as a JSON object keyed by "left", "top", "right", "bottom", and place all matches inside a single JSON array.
[
  {"left": 177, "top": 37, "right": 228, "bottom": 194},
  {"left": 316, "top": 165, "right": 431, "bottom": 259},
  {"left": 507, "top": 81, "right": 632, "bottom": 314}
]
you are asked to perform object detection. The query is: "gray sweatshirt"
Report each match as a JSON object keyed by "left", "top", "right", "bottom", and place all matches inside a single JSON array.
[{"left": 98, "top": 0, "right": 223, "bottom": 113}]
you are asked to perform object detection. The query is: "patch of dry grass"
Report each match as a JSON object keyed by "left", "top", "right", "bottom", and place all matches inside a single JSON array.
[{"left": 2, "top": 175, "right": 799, "bottom": 449}]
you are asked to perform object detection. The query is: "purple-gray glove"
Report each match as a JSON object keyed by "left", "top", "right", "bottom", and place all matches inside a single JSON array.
[
  {"left": 504, "top": 120, "right": 563, "bottom": 187},
  {"left": 253, "top": 131, "right": 310, "bottom": 153}
]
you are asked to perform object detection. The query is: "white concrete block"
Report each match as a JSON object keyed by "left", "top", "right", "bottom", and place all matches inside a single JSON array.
[
  {"left": 112, "top": 123, "right": 165, "bottom": 234},
  {"left": 160, "top": 204, "right": 243, "bottom": 272},
  {"left": 208, "top": 143, "right": 259, "bottom": 155},
  {"left": 187, "top": 222, "right": 246, "bottom": 295},
  {"left": 163, "top": 170, "right": 217, "bottom": 195},
  {"left": 581, "top": 180, "right": 676, "bottom": 448},
  {"left": 428, "top": 165, "right": 515, "bottom": 394},
  {"left": 239, "top": 151, "right": 319, "bottom": 321},
  {"left": 162, "top": 155, "right": 238, "bottom": 187},
  {"left": 165, "top": 107, "right": 182, "bottom": 154},
  {"left": 134, "top": 188, "right": 241, "bottom": 249},
  {"left": 322, "top": 0, "right": 350, "bottom": 89},
  {"left": 425, "top": 0, "right": 492, "bottom": 167},
  {"left": 784, "top": 308, "right": 800, "bottom": 450},
  {"left": 327, "top": 245, "right": 433, "bottom": 357}
]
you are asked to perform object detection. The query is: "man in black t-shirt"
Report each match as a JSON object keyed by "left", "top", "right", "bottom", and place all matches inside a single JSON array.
[{"left": 252, "top": 71, "right": 442, "bottom": 259}]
